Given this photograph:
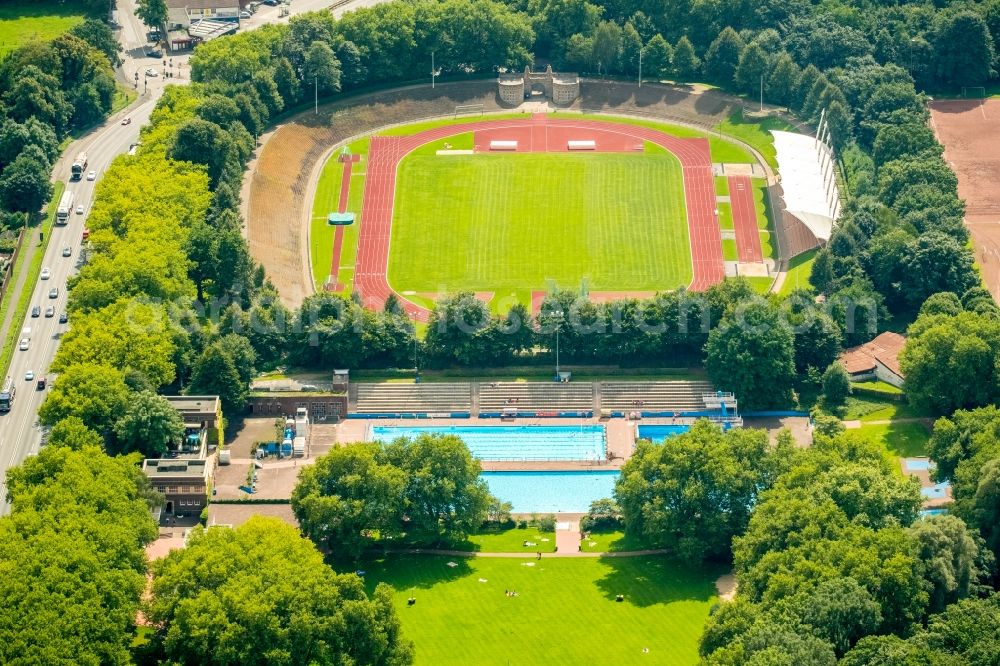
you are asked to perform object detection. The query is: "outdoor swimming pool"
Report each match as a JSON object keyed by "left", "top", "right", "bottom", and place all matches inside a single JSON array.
[
  {"left": 369, "top": 425, "right": 606, "bottom": 461},
  {"left": 637, "top": 424, "right": 692, "bottom": 443},
  {"left": 904, "top": 458, "right": 933, "bottom": 472},
  {"left": 920, "top": 508, "right": 948, "bottom": 517},
  {"left": 921, "top": 481, "right": 951, "bottom": 500},
  {"left": 481, "top": 471, "right": 620, "bottom": 513}
]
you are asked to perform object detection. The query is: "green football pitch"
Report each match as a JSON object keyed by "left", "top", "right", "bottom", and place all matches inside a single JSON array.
[
  {"left": 352, "top": 554, "right": 722, "bottom": 665},
  {"left": 387, "top": 152, "right": 692, "bottom": 295}
]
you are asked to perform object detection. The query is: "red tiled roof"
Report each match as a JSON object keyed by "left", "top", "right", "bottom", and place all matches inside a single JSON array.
[{"left": 839, "top": 332, "right": 906, "bottom": 378}]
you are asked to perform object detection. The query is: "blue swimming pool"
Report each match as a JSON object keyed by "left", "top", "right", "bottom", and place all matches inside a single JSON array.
[
  {"left": 481, "top": 471, "right": 620, "bottom": 513},
  {"left": 637, "top": 424, "right": 691, "bottom": 443},
  {"left": 369, "top": 425, "right": 606, "bottom": 461},
  {"left": 904, "top": 458, "right": 932, "bottom": 472},
  {"left": 920, "top": 508, "right": 949, "bottom": 517},
  {"left": 921, "top": 481, "right": 951, "bottom": 500}
]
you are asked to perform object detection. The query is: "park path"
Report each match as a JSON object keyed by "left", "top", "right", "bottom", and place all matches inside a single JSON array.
[
  {"left": 394, "top": 548, "right": 669, "bottom": 559},
  {"left": 0, "top": 229, "right": 42, "bottom": 359},
  {"left": 555, "top": 520, "right": 580, "bottom": 553}
]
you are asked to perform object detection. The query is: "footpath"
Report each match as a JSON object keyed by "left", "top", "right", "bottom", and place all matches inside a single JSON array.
[
  {"left": 395, "top": 547, "right": 671, "bottom": 559},
  {"left": 0, "top": 227, "right": 43, "bottom": 360}
]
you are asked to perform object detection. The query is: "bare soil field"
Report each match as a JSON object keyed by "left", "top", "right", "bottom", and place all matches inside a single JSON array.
[{"left": 930, "top": 98, "right": 1000, "bottom": 299}]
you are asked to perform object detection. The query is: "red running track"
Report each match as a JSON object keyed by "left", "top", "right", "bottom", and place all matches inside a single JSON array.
[
  {"left": 355, "top": 116, "right": 724, "bottom": 320},
  {"left": 728, "top": 175, "right": 763, "bottom": 263},
  {"left": 325, "top": 159, "right": 355, "bottom": 291}
]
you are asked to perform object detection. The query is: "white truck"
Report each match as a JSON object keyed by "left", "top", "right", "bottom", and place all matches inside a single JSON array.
[
  {"left": 294, "top": 407, "right": 309, "bottom": 438},
  {"left": 293, "top": 436, "right": 305, "bottom": 458},
  {"left": 56, "top": 190, "right": 74, "bottom": 224}
]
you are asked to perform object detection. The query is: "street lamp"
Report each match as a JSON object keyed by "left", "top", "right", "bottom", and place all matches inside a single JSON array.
[
  {"left": 552, "top": 307, "right": 564, "bottom": 378},
  {"left": 638, "top": 47, "right": 642, "bottom": 88},
  {"left": 314, "top": 76, "right": 318, "bottom": 114},
  {"left": 431, "top": 51, "right": 440, "bottom": 89}
]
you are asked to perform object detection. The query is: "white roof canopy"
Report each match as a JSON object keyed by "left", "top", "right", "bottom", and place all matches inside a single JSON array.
[{"left": 771, "top": 130, "right": 840, "bottom": 242}]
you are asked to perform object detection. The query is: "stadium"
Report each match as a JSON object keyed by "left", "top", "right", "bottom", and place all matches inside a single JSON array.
[{"left": 246, "top": 78, "right": 838, "bottom": 312}]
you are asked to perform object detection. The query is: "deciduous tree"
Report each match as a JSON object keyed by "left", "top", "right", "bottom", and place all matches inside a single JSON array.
[
  {"left": 292, "top": 444, "right": 406, "bottom": 557},
  {"left": 112, "top": 390, "right": 185, "bottom": 457},
  {"left": 147, "top": 517, "right": 413, "bottom": 665},
  {"left": 705, "top": 299, "right": 796, "bottom": 410}
]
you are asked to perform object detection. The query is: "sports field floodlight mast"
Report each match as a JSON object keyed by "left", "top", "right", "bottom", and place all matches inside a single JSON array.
[
  {"left": 638, "top": 47, "right": 643, "bottom": 88},
  {"left": 552, "top": 307, "right": 564, "bottom": 376},
  {"left": 431, "top": 52, "right": 441, "bottom": 89}
]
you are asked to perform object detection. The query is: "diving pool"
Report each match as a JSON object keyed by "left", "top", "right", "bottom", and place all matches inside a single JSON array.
[
  {"left": 369, "top": 425, "right": 606, "bottom": 461},
  {"left": 637, "top": 424, "right": 691, "bottom": 443},
  {"left": 481, "top": 471, "right": 620, "bottom": 513}
]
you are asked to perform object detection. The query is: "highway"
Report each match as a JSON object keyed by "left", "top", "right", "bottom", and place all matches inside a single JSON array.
[{"left": 0, "top": 0, "right": 384, "bottom": 512}]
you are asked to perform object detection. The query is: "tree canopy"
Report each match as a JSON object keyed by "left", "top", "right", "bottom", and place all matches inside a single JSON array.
[
  {"left": 146, "top": 517, "right": 413, "bottom": 665},
  {"left": 294, "top": 434, "right": 494, "bottom": 551},
  {"left": 616, "top": 420, "right": 791, "bottom": 560}
]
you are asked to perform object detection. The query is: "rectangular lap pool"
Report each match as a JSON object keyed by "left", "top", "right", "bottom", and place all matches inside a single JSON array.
[
  {"left": 369, "top": 425, "right": 606, "bottom": 461},
  {"left": 637, "top": 424, "right": 691, "bottom": 443},
  {"left": 481, "top": 471, "right": 620, "bottom": 513}
]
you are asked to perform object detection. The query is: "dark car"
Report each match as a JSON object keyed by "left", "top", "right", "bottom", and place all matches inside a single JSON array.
[
  {"left": 146, "top": 49, "right": 163, "bottom": 58},
  {"left": 262, "top": 0, "right": 278, "bottom": 5},
  {"left": 58, "top": 312, "right": 68, "bottom": 324},
  {"left": 31, "top": 306, "right": 40, "bottom": 318},
  {"left": 36, "top": 377, "right": 46, "bottom": 390}
]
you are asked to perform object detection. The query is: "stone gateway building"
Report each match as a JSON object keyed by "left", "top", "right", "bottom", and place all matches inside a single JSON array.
[{"left": 499, "top": 66, "right": 580, "bottom": 105}]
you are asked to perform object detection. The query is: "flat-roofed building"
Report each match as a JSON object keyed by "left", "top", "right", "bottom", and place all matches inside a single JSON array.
[
  {"left": 143, "top": 458, "right": 210, "bottom": 517},
  {"left": 166, "top": 0, "right": 240, "bottom": 29}
]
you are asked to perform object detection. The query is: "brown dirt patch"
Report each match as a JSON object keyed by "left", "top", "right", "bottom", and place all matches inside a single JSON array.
[{"left": 930, "top": 98, "right": 1000, "bottom": 299}]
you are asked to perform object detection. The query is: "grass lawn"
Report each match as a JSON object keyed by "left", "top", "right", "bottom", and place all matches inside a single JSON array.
[
  {"left": 714, "top": 176, "right": 729, "bottom": 195},
  {"left": 777, "top": 248, "right": 818, "bottom": 296},
  {"left": 853, "top": 380, "right": 904, "bottom": 395},
  {"left": 721, "top": 238, "right": 738, "bottom": 261},
  {"left": 353, "top": 554, "right": 722, "bottom": 665},
  {"left": 389, "top": 152, "right": 691, "bottom": 293},
  {"left": 453, "top": 526, "right": 557, "bottom": 553},
  {"left": 759, "top": 231, "right": 775, "bottom": 261},
  {"left": 713, "top": 112, "right": 795, "bottom": 171},
  {"left": 842, "top": 396, "right": 928, "bottom": 422},
  {"left": 717, "top": 202, "right": 733, "bottom": 230},
  {"left": 745, "top": 276, "right": 775, "bottom": 294},
  {"left": 0, "top": 1, "right": 88, "bottom": 58},
  {"left": 854, "top": 421, "right": 931, "bottom": 459},
  {"left": 579, "top": 528, "right": 647, "bottom": 553}
]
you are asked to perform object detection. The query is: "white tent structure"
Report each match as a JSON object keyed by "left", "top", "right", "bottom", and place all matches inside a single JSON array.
[{"left": 771, "top": 118, "right": 841, "bottom": 243}]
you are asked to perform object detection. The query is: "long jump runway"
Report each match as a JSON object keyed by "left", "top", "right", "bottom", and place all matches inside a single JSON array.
[{"left": 354, "top": 115, "right": 724, "bottom": 320}]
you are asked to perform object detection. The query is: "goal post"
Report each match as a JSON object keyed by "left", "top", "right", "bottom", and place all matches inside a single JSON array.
[
  {"left": 454, "top": 103, "right": 484, "bottom": 117},
  {"left": 962, "top": 86, "right": 987, "bottom": 99}
]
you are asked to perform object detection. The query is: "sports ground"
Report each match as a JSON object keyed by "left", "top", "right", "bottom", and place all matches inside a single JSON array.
[
  {"left": 390, "top": 151, "right": 691, "bottom": 296},
  {"left": 308, "top": 113, "right": 775, "bottom": 319},
  {"left": 930, "top": 97, "right": 1000, "bottom": 299}
]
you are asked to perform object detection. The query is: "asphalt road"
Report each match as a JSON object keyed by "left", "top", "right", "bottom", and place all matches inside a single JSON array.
[{"left": 0, "top": 0, "right": 385, "bottom": 513}]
